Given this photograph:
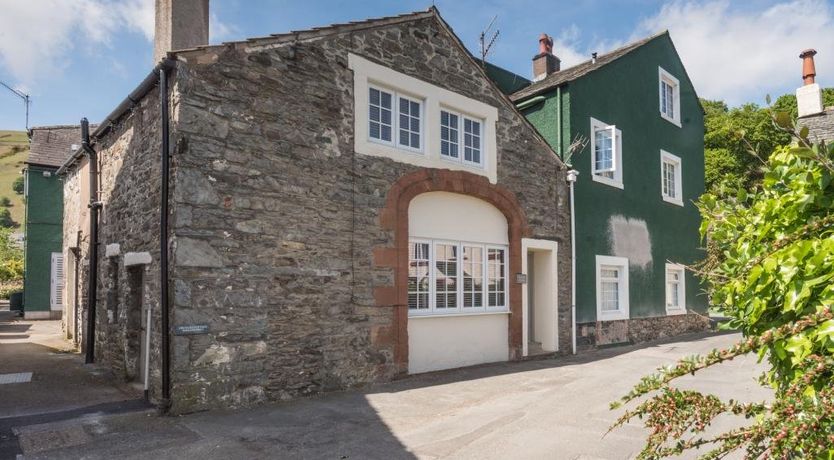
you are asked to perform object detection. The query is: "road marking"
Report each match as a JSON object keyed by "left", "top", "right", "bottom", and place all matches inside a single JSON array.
[{"left": 0, "top": 372, "right": 32, "bottom": 384}]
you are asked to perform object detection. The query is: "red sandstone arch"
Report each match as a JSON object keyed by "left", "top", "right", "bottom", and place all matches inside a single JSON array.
[{"left": 372, "top": 169, "right": 530, "bottom": 373}]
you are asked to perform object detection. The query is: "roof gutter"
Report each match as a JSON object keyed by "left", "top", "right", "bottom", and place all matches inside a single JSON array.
[
  {"left": 515, "top": 95, "right": 546, "bottom": 111},
  {"left": 57, "top": 59, "right": 176, "bottom": 176}
]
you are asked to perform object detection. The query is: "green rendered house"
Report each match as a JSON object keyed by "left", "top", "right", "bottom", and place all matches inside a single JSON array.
[
  {"left": 23, "top": 126, "right": 79, "bottom": 319},
  {"left": 489, "top": 32, "right": 708, "bottom": 346}
]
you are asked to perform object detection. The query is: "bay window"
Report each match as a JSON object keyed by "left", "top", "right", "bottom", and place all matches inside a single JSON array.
[{"left": 408, "top": 239, "right": 507, "bottom": 316}]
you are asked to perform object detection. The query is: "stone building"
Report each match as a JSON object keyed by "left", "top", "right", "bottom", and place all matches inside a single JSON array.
[
  {"left": 796, "top": 49, "right": 834, "bottom": 144},
  {"left": 59, "top": 3, "right": 571, "bottom": 413}
]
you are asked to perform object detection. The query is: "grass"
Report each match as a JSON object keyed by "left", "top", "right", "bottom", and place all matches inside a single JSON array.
[{"left": 0, "top": 130, "right": 29, "bottom": 227}]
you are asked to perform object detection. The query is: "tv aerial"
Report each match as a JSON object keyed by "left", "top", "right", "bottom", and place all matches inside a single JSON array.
[{"left": 479, "top": 15, "right": 500, "bottom": 63}]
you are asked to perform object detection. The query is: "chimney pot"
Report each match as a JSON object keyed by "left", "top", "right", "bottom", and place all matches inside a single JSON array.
[
  {"left": 532, "top": 33, "right": 560, "bottom": 81},
  {"left": 154, "top": 0, "right": 210, "bottom": 64},
  {"left": 800, "top": 48, "right": 817, "bottom": 85}
]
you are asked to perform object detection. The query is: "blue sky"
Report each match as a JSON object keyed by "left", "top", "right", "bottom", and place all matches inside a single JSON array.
[{"left": 1, "top": 0, "right": 833, "bottom": 130}]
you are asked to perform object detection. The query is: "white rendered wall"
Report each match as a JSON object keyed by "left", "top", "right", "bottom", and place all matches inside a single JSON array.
[
  {"left": 408, "top": 314, "right": 509, "bottom": 374},
  {"left": 407, "top": 191, "right": 510, "bottom": 373}
]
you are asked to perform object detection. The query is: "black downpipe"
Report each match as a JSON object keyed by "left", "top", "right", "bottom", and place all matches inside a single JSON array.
[
  {"left": 82, "top": 118, "right": 99, "bottom": 364},
  {"left": 159, "top": 67, "right": 172, "bottom": 412}
]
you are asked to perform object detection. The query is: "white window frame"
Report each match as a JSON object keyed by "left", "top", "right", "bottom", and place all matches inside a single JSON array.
[
  {"left": 368, "top": 83, "right": 424, "bottom": 154},
  {"left": 595, "top": 255, "right": 629, "bottom": 321},
  {"left": 590, "top": 117, "right": 623, "bottom": 189},
  {"left": 350, "top": 53, "right": 499, "bottom": 183},
  {"left": 408, "top": 238, "right": 509, "bottom": 317},
  {"left": 665, "top": 263, "right": 686, "bottom": 315},
  {"left": 395, "top": 92, "right": 424, "bottom": 153},
  {"left": 439, "top": 108, "right": 485, "bottom": 169},
  {"left": 658, "top": 67, "right": 681, "bottom": 127},
  {"left": 660, "top": 149, "right": 683, "bottom": 206}
]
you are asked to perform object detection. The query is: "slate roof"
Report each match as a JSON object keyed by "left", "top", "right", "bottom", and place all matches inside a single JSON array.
[
  {"left": 798, "top": 107, "right": 834, "bottom": 144},
  {"left": 510, "top": 31, "right": 668, "bottom": 101},
  {"left": 27, "top": 125, "right": 84, "bottom": 168}
]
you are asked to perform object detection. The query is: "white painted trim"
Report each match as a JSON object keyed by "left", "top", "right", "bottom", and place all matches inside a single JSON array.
[
  {"left": 521, "top": 238, "right": 559, "bottom": 357},
  {"left": 665, "top": 263, "right": 687, "bottom": 315},
  {"left": 349, "top": 53, "right": 499, "bottom": 183},
  {"left": 595, "top": 255, "right": 629, "bottom": 321},
  {"left": 124, "top": 252, "right": 152, "bottom": 267},
  {"left": 589, "top": 117, "right": 623, "bottom": 189},
  {"left": 660, "top": 149, "right": 683, "bottom": 207},
  {"left": 50, "top": 252, "right": 64, "bottom": 311},
  {"left": 658, "top": 66, "right": 682, "bottom": 127},
  {"left": 409, "top": 311, "right": 510, "bottom": 319}
]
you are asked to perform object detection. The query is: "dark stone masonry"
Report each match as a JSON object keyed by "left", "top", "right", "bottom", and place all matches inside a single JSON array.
[{"left": 65, "top": 11, "right": 572, "bottom": 413}]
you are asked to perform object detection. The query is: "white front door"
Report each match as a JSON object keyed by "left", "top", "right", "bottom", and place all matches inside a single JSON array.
[{"left": 50, "top": 252, "right": 64, "bottom": 311}]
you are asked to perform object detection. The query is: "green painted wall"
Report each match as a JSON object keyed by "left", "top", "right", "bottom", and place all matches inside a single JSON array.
[
  {"left": 23, "top": 165, "right": 64, "bottom": 312},
  {"left": 524, "top": 34, "right": 707, "bottom": 323}
]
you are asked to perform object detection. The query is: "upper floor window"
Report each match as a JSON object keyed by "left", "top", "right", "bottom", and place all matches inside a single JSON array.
[
  {"left": 368, "top": 85, "right": 423, "bottom": 152},
  {"left": 440, "top": 109, "right": 484, "bottom": 167},
  {"left": 590, "top": 117, "right": 623, "bottom": 189},
  {"left": 660, "top": 150, "right": 683, "bottom": 206},
  {"left": 350, "top": 53, "right": 499, "bottom": 183},
  {"left": 658, "top": 67, "right": 681, "bottom": 127}
]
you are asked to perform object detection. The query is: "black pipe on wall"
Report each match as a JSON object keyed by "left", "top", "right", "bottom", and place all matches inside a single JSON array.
[
  {"left": 82, "top": 118, "right": 100, "bottom": 364},
  {"left": 159, "top": 66, "right": 172, "bottom": 412}
]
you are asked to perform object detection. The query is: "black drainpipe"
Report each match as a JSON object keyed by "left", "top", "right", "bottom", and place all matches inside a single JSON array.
[
  {"left": 159, "top": 66, "right": 172, "bottom": 413},
  {"left": 82, "top": 118, "right": 100, "bottom": 364}
]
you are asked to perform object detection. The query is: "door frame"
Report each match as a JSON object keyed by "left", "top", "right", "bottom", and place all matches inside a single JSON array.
[{"left": 521, "top": 238, "right": 559, "bottom": 357}]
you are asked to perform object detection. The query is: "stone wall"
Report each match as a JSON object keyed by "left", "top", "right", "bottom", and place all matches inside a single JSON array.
[
  {"left": 577, "top": 312, "right": 711, "bottom": 348},
  {"left": 61, "top": 161, "right": 87, "bottom": 345},
  {"left": 167, "top": 15, "right": 571, "bottom": 412}
]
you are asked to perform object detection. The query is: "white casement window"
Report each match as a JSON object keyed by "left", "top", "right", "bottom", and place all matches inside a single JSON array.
[
  {"left": 408, "top": 239, "right": 507, "bottom": 316},
  {"left": 665, "top": 263, "right": 686, "bottom": 315},
  {"left": 368, "top": 85, "right": 423, "bottom": 152},
  {"left": 590, "top": 117, "right": 623, "bottom": 189},
  {"left": 659, "top": 67, "right": 681, "bottom": 127},
  {"left": 440, "top": 109, "right": 484, "bottom": 168},
  {"left": 596, "top": 255, "right": 629, "bottom": 321},
  {"left": 660, "top": 150, "right": 683, "bottom": 206}
]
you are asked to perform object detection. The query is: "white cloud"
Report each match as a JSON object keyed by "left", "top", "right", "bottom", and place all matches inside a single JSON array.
[
  {"left": 634, "top": 0, "right": 834, "bottom": 105},
  {"left": 0, "top": 0, "right": 235, "bottom": 86}
]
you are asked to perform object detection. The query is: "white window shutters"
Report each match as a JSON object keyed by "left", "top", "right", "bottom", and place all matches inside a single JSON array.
[{"left": 50, "top": 252, "right": 64, "bottom": 310}]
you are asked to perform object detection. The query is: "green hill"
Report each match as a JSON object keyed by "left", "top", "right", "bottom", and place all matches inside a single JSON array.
[{"left": 0, "top": 130, "right": 29, "bottom": 228}]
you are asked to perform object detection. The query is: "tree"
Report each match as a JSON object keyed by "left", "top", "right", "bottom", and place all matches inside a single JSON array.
[
  {"left": 0, "top": 227, "right": 22, "bottom": 281},
  {"left": 611, "top": 132, "right": 834, "bottom": 458},
  {"left": 771, "top": 87, "right": 834, "bottom": 121},
  {"left": 11, "top": 176, "right": 23, "bottom": 195}
]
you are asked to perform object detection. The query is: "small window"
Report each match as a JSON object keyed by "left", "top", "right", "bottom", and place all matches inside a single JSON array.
[
  {"left": 369, "top": 87, "right": 393, "bottom": 143},
  {"left": 440, "top": 110, "right": 460, "bottom": 159},
  {"left": 440, "top": 109, "right": 485, "bottom": 168},
  {"left": 596, "top": 255, "right": 629, "bottom": 321},
  {"left": 368, "top": 85, "right": 423, "bottom": 152},
  {"left": 658, "top": 67, "right": 681, "bottom": 126},
  {"left": 398, "top": 95, "right": 422, "bottom": 150},
  {"left": 665, "top": 264, "right": 686, "bottom": 315},
  {"left": 660, "top": 150, "right": 683, "bottom": 206},
  {"left": 590, "top": 117, "right": 623, "bottom": 188},
  {"left": 463, "top": 118, "right": 482, "bottom": 165},
  {"left": 408, "top": 239, "right": 507, "bottom": 316}
]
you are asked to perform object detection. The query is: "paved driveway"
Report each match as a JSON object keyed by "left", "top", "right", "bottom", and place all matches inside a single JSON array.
[{"left": 15, "top": 331, "right": 770, "bottom": 459}]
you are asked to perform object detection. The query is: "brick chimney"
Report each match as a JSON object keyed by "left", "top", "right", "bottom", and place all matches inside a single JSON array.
[
  {"left": 797, "top": 49, "right": 823, "bottom": 118},
  {"left": 532, "top": 33, "right": 560, "bottom": 82},
  {"left": 154, "top": 0, "right": 210, "bottom": 64}
]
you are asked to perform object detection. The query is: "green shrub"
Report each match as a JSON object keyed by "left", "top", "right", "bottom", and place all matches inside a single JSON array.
[
  {"left": 0, "top": 209, "right": 14, "bottom": 228},
  {"left": 0, "top": 197, "right": 11, "bottom": 207},
  {"left": 11, "top": 176, "right": 23, "bottom": 195}
]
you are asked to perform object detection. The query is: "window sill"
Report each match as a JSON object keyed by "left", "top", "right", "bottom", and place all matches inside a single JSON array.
[
  {"left": 592, "top": 174, "right": 624, "bottom": 189},
  {"left": 662, "top": 195, "right": 684, "bottom": 207},
  {"left": 439, "top": 154, "right": 485, "bottom": 171},
  {"left": 409, "top": 310, "right": 510, "bottom": 319},
  {"left": 666, "top": 308, "right": 687, "bottom": 316},
  {"left": 597, "top": 311, "right": 629, "bottom": 322},
  {"left": 660, "top": 113, "right": 682, "bottom": 128}
]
